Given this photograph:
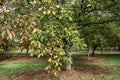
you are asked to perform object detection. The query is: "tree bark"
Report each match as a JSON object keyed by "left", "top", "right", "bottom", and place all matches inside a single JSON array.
[
  {"left": 91, "top": 45, "right": 97, "bottom": 57},
  {"left": 2, "top": 43, "right": 8, "bottom": 55},
  {"left": 118, "top": 46, "right": 120, "bottom": 51},
  {"left": 110, "top": 47, "right": 113, "bottom": 53},
  {"left": 66, "top": 52, "right": 71, "bottom": 71},
  {"left": 26, "top": 48, "right": 29, "bottom": 54},
  {"left": 101, "top": 46, "right": 103, "bottom": 55},
  {"left": 91, "top": 49, "right": 95, "bottom": 57},
  {"left": 87, "top": 46, "right": 90, "bottom": 59},
  {"left": 66, "top": 43, "right": 72, "bottom": 71}
]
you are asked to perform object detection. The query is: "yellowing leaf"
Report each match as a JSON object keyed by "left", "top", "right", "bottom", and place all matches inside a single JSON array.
[
  {"left": 11, "top": 31, "right": 15, "bottom": 37},
  {"left": 60, "top": 45, "right": 63, "bottom": 48},
  {"left": 60, "top": 52, "right": 65, "bottom": 56},
  {"left": 55, "top": 62, "right": 59, "bottom": 67},
  {"left": 54, "top": 55, "right": 58, "bottom": 58},
  {"left": 20, "top": 41, "right": 23, "bottom": 43},
  {"left": 43, "top": 11, "right": 46, "bottom": 14},
  {"left": 69, "top": 17, "right": 73, "bottom": 21},
  {"left": 52, "top": 11, "right": 56, "bottom": 15},
  {"left": 38, "top": 7, "right": 42, "bottom": 11},
  {"left": 38, "top": 54, "right": 41, "bottom": 58},
  {"left": 56, "top": 5, "right": 60, "bottom": 8},
  {"left": 32, "top": 28, "right": 37, "bottom": 33},
  {"left": 87, "top": 4, "right": 92, "bottom": 7},
  {"left": 54, "top": 71, "right": 57, "bottom": 77},
  {"left": 47, "top": 10, "right": 51, "bottom": 14},
  {"left": 9, "top": 33, "right": 12, "bottom": 40},
  {"left": 7, "top": 29, "right": 12, "bottom": 40},
  {"left": 48, "top": 58, "right": 52, "bottom": 62},
  {"left": 12, "top": 0, "right": 15, "bottom": 2},
  {"left": 1, "top": 14, "right": 4, "bottom": 19},
  {"left": 58, "top": 67, "right": 61, "bottom": 71},
  {"left": 3, "top": 5, "right": 7, "bottom": 10}
]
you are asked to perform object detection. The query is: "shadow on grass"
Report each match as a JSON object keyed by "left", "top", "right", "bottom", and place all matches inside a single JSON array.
[
  {"left": 72, "top": 53, "right": 120, "bottom": 75},
  {"left": 94, "top": 54, "right": 120, "bottom": 57},
  {"left": 0, "top": 53, "right": 32, "bottom": 62}
]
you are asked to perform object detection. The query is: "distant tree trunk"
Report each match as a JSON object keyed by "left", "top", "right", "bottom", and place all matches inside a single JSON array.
[
  {"left": 20, "top": 43, "right": 24, "bottom": 53},
  {"left": 26, "top": 43, "right": 30, "bottom": 54},
  {"left": 26, "top": 47, "right": 29, "bottom": 54},
  {"left": 110, "top": 47, "right": 113, "bottom": 53},
  {"left": 87, "top": 46, "right": 90, "bottom": 58},
  {"left": 101, "top": 46, "right": 103, "bottom": 55},
  {"left": 118, "top": 46, "right": 120, "bottom": 51},
  {"left": 91, "top": 49, "right": 95, "bottom": 57},
  {"left": 2, "top": 42, "right": 9, "bottom": 55},
  {"left": 20, "top": 47, "right": 24, "bottom": 53},
  {"left": 91, "top": 45, "right": 97, "bottom": 57},
  {"left": 113, "top": 46, "right": 117, "bottom": 51}
]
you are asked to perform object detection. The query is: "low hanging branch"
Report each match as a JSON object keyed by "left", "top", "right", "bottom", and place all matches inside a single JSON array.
[{"left": 79, "top": 18, "right": 120, "bottom": 29}]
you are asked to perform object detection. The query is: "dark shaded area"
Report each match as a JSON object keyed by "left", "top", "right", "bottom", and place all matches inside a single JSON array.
[
  {"left": 94, "top": 54, "right": 120, "bottom": 57},
  {"left": 0, "top": 53, "right": 29, "bottom": 61},
  {"left": 0, "top": 70, "right": 57, "bottom": 80},
  {"left": 72, "top": 53, "right": 120, "bottom": 69}
]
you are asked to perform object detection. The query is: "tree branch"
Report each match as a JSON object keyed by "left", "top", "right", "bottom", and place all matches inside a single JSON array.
[
  {"left": 85, "top": 2, "right": 118, "bottom": 14},
  {"left": 79, "top": 19, "right": 120, "bottom": 29}
]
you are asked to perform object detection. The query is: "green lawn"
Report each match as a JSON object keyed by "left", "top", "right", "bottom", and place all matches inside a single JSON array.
[
  {"left": 0, "top": 56, "right": 48, "bottom": 80},
  {"left": 0, "top": 61, "right": 46, "bottom": 75},
  {"left": 0, "top": 52, "right": 120, "bottom": 80},
  {"left": 68, "top": 53, "right": 120, "bottom": 80}
]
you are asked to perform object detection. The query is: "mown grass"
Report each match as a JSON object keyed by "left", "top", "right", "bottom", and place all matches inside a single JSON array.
[
  {"left": 0, "top": 57, "right": 47, "bottom": 75},
  {"left": 64, "top": 53, "right": 120, "bottom": 80},
  {"left": 72, "top": 53, "right": 120, "bottom": 67},
  {"left": 0, "top": 51, "right": 120, "bottom": 80},
  {"left": 0, "top": 61, "right": 46, "bottom": 75}
]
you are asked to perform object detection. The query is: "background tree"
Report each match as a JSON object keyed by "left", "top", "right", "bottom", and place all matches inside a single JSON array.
[{"left": 72, "top": 0, "right": 120, "bottom": 56}]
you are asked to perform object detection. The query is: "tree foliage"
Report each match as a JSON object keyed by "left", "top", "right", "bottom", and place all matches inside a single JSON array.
[{"left": 0, "top": 0, "right": 86, "bottom": 75}]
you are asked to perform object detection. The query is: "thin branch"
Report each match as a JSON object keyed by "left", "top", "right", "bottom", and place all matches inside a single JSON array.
[{"left": 79, "top": 19, "right": 120, "bottom": 29}]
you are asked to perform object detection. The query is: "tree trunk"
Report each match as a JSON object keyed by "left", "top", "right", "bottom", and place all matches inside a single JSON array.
[
  {"left": 20, "top": 47, "right": 24, "bottom": 53},
  {"left": 66, "top": 44, "right": 72, "bottom": 71},
  {"left": 26, "top": 48, "right": 29, "bottom": 54},
  {"left": 3, "top": 45, "right": 8, "bottom": 55},
  {"left": 66, "top": 52, "right": 71, "bottom": 71},
  {"left": 91, "top": 49, "right": 95, "bottom": 57},
  {"left": 118, "top": 46, "right": 120, "bottom": 51},
  {"left": 87, "top": 46, "right": 90, "bottom": 59},
  {"left": 101, "top": 46, "right": 103, "bottom": 55},
  {"left": 91, "top": 45, "right": 97, "bottom": 57},
  {"left": 110, "top": 47, "right": 113, "bottom": 53}
]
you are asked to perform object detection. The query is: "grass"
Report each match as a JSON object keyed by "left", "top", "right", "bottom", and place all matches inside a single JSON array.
[
  {"left": 0, "top": 51, "right": 120, "bottom": 80},
  {"left": 0, "top": 61, "right": 46, "bottom": 75},
  {"left": 67, "top": 53, "right": 120, "bottom": 80},
  {"left": 72, "top": 53, "right": 120, "bottom": 67},
  {"left": 0, "top": 57, "right": 47, "bottom": 75}
]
